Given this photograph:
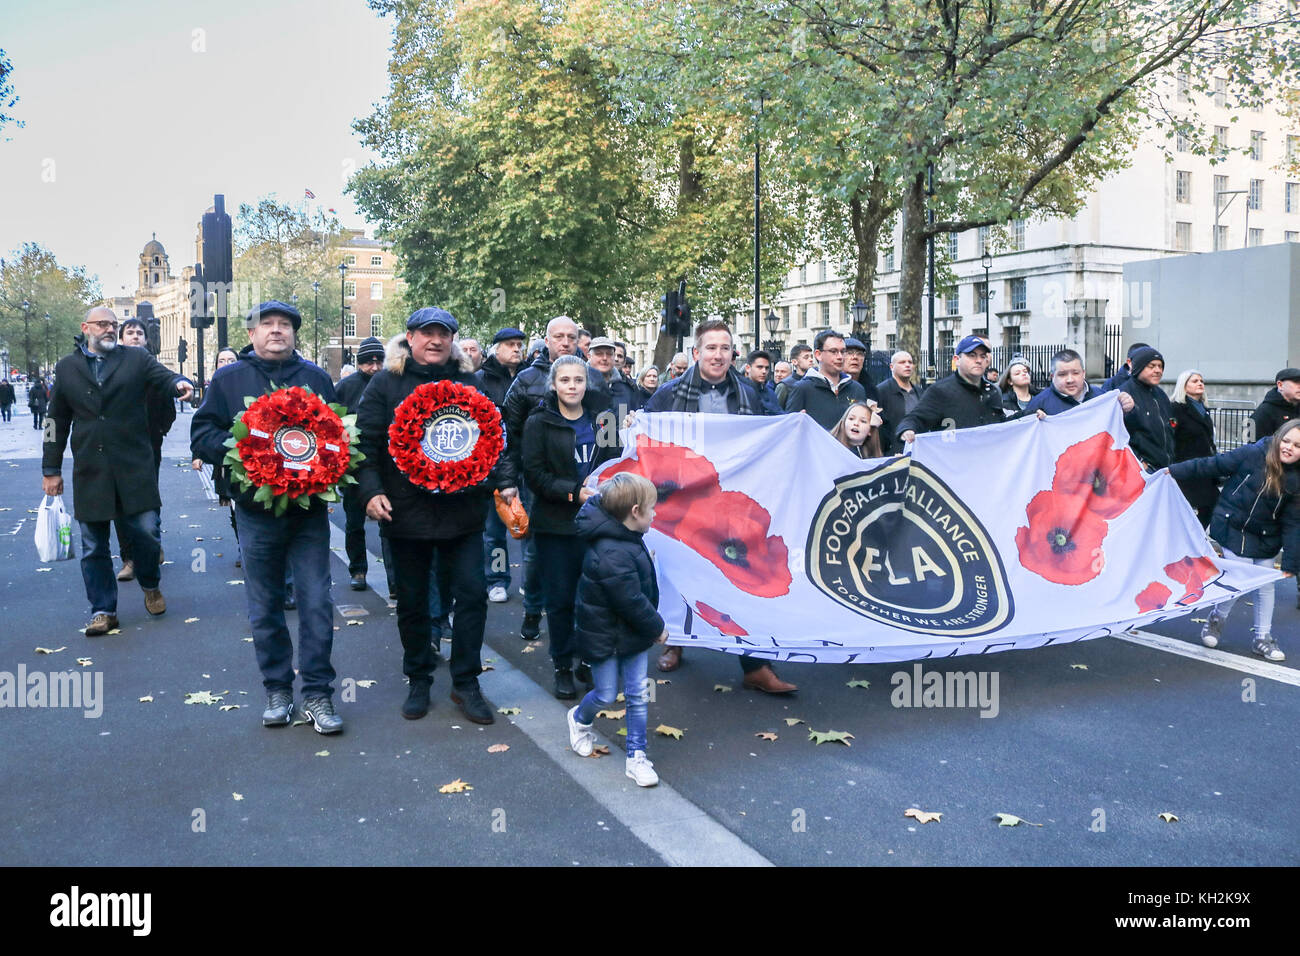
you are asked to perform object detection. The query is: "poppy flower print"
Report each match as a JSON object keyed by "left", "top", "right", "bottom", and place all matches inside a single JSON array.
[
  {"left": 694, "top": 601, "right": 749, "bottom": 637},
  {"left": 1051, "top": 433, "right": 1144, "bottom": 520},
  {"left": 1014, "top": 490, "right": 1108, "bottom": 585},
  {"left": 1134, "top": 581, "right": 1172, "bottom": 613},
  {"left": 602, "top": 433, "right": 722, "bottom": 535},
  {"left": 674, "top": 491, "right": 792, "bottom": 598},
  {"left": 1163, "top": 555, "right": 1221, "bottom": 603}
]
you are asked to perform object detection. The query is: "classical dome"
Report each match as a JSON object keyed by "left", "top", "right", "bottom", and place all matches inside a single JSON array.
[{"left": 142, "top": 232, "right": 166, "bottom": 258}]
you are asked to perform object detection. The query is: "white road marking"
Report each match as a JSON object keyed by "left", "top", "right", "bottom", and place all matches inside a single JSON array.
[{"left": 1121, "top": 629, "right": 1300, "bottom": 687}]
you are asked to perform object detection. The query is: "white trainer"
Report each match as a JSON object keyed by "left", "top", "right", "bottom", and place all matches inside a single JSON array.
[
  {"left": 625, "top": 750, "right": 659, "bottom": 787},
  {"left": 488, "top": 586, "right": 508, "bottom": 603},
  {"left": 567, "top": 706, "right": 596, "bottom": 757}
]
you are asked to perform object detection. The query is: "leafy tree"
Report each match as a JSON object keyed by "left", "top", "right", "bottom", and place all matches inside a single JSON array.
[
  {"left": 0, "top": 49, "right": 22, "bottom": 141},
  {"left": 0, "top": 244, "right": 101, "bottom": 378}
]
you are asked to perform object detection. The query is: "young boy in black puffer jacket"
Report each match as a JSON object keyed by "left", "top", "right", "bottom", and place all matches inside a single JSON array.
[{"left": 566, "top": 472, "right": 668, "bottom": 787}]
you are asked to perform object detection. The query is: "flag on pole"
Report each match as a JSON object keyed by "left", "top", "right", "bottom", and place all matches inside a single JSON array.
[
  {"left": 304, "top": 188, "right": 316, "bottom": 199},
  {"left": 590, "top": 395, "right": 1279, "bottom": 664}
]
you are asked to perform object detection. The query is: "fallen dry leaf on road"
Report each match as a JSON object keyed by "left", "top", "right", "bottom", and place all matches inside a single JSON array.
[
  {"left": 242, "top": 637, "right": 253, "bottom": 642},
  {"left": 481, "top": 664, "right": 494, "bottom": 671},
  {"left": 808, "top": 728, "right": 853, "bottom": 746},
  {"left": 1070, "top": 664, "right": 1088, "bottom": 670},
  {"left": 904, "top": 808, "right": 943, "bottom": 824},
  {"left": 520, "top": 646, "right": 536, "bottom": 654},
  {"left": 35, "top": 646, "right": 66, "bottom": 654},
  {"left": 315, "top": 750, "right": 330, "bottom": 757},
  {"left": 783, "top": 717, "right": 805, "bottom": 726},
  {"left": 219, "top": 704, "right": 240, "bottom": 711},
  {"left": 232, "top": 793, "right": 244, "bottom": 801},
  {"left": 616, "top": 728, "right": 627, "bottom": 736},
  {"left": 1158, "top": 812, "right": 1179, "bottom": 823},
  {"left": 588, "top": 744, "right": 611, "bottom": 758},
  {"left": 497, "top": 706, "right": 521, "bottom": 715},
  {"left": 616, "top": 692, "right": 625, "bottom": 702},
  {"left": 35, "top": 567, "right": 52, "bottom": 572},
  {"left": 346, "top": 620, "right": 364, "bottom": 626},
  {"left": 995, "top": 812, "right": 1043, "bottom": 827},
  {"left": 439, "top": 779, "right": 473, "bottom": 794},
  {"left": 75, "top": 658, "right": 93, "bottom": 667},
  {"left": 596, "top": 708, "right": 626, "bottom": 720},
  {"left": 655, "top": 724, "right": 684, "bottom": 739},
  {"left": 355, "top": 680, "right": 377, "bottom": 689},
  {"left": 846, "top": 680, "right": 871, "bottom": 689},
  {"left": 227, "top": 580, "right": 244, "bottom": 585},
  {"left": 656, "top": 679, "right": 670, "bottom": 685},
  {"left": 138, "top": 696, "right": 153, "bottom": 703},
  {"left": 754, "top": 732, "right": 778, "bottom": 741},
  {"left": 487, "top": 744, "right": 510, "bottom": 754},
  {"left": 184, "top": 617, "right": 200, "bottom": 624},
  {"left": 713, "top": 684, "right": 733, "bottom": 693},
  {"left": 184, "top": 691, "right": 223, "bottom": 706}
]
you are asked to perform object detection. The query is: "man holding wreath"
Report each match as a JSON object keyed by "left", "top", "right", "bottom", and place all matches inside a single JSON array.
[
  {"left": 355, "top": 308, "right": 519, "bottom": 725},
  {"left": 191, "top": 300, "right": 344, "bottom": 735}
]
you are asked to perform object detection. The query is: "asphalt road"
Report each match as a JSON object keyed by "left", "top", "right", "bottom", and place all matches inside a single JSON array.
[{"left": 2, "top": 404, "right": 1297, "bottom": 867}]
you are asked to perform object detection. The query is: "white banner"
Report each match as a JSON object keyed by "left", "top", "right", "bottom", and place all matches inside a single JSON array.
[{"left": 591, "top": 394, "right": 1281, "bottom": 663}]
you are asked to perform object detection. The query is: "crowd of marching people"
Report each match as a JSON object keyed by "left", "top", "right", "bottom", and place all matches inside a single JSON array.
[{"left": 30, "top": 301, "right": 1300, "bottom": 788}]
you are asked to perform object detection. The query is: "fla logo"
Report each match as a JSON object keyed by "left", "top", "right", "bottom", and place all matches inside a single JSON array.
[{"left": 806, "top": 457, "right": 1013, "bottom": 636}]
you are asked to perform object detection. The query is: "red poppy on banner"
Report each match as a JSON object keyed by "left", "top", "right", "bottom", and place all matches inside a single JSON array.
[
  {"left": 1015, "top": 489, "right": 1108, "bottom": 586},
  {"left": 1134, "top": 581, "right": 1172, "bottom": 613},
  {"left": 1164, "top": 555, "right": 1221, "bottom": 604},
  {"left": 1051, "top": 432, "right": 1145, "bottom": 520},
  {"left": 224, "top": 386, "right": 361, "bottom": 515},
  {"left": 694, "top": 601, "right": 749, "bottom": 636},
  {"left": 602, "top": 433, "right": 721, "bottom": 535},
  {"left": 675, "top": 491, "right": 792, "bottom": 598},
  {"left": 388, "top": 381, "right": 503, "bottom": 494}
]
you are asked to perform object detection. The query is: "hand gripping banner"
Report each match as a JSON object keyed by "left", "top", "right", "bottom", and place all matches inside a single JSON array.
[{"left": 589, "top": 395, "right": 1280, "bottom": 664}]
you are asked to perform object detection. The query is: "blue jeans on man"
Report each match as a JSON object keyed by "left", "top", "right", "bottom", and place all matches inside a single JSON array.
[
  {"left": 79, "top": 509, "right": 160, "bottom": 613},
  {"left": 236, "top": 504, "right": 336, "bottom": 699}
]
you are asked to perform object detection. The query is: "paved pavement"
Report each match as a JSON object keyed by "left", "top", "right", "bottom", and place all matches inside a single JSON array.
[{"left": 2, "top": 404, "right": 1297, "bottom": 866}]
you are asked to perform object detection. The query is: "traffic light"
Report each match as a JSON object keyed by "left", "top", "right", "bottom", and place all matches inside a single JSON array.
[
  {"left": 672, "top": 280, "right": 691, "bottom": 337},
  {"left": 189, "top": 263, "right": 214, "bottom": 329},
  {"left": 661, "top": 287, "right": 678, "bottom": 337},
  {"left": 136, "top": 301, "right": 160, "bottom": 355},
  {"left": 177, "top": 338, "right": 188, "bottom": 366}
]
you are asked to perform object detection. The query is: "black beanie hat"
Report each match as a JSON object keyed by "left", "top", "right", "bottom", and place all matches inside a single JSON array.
[
  {"left": 356, "top": 336, "right": 385, "bottom": 362},
  {"left": 1129, "top": 346, "right": 1164, "bottom": 380}
]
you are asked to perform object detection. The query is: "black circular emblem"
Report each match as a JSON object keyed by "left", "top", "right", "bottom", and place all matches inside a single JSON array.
[
  {"left": 273, "top": 426, "right": 318, "bottom": 465},
  {"left": 806, "top": 458, "right": 1013, "bottom": 636},
  {"left": 419, "top": 406, "right": 480, "bottom": 463}
]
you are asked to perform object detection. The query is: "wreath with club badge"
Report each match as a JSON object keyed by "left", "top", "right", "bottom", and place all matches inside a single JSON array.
[
  {"left": 388, "top": 381, "right": 504, "bottom": 493},
  {"left": 223, "top": 385, "right": 362, "bottom": 515}
]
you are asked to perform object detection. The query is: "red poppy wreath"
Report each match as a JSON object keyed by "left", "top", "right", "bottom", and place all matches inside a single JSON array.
[
  {"left": 224, "top": 385, "right": 362, "bottom": 516},
  {"left": 388, "top": 381, "right": 504, "bottom": 494}
]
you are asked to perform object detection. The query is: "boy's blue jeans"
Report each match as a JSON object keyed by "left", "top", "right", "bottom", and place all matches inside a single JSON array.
[{"left": 574, "top": 649, "right": 650, "bottom": 756}]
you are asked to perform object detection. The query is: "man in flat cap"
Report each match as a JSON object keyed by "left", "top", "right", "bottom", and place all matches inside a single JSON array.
[
  {"left": 191, "top": 300, "right": 344, "bottom": 736},
  {"left": 335, "top": 335, "right": 387, "bottom": 591}
]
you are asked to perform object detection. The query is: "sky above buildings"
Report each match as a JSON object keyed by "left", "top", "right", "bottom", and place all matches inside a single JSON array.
[{"left": 0, "top": 0, "right": 393, "bottom": 297}]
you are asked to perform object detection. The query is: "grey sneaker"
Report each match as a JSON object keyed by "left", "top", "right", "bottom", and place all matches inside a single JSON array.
[
  {"left": 262, "top": 690, "right": 294, "bottom": 727},
  {"left": 301, "top": 695, "right": 344, "bottom": 734},
  {"left": 1200, "top": 611, "right": 1224, "bottom": 648},
  {"left": 1253, "top": 635, "right": 1286, "bottom": 662}
]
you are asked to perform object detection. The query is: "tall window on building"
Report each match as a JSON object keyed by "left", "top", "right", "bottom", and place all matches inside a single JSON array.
[
  {"left": 1011, "top": 219, "right": 1026, "bottom": 250},
  {"left": 1286, "top": 182, "right": 1299, "bottom": 214},
  {"left": 945, "top": 288, "right": 960, "bottom": 315},
  {"left": 1214, "top": 126, "right": 1228, "bottom": 155},
  {"left": 1009, "top": 278, "right": 1027, "bottom": 310},
  {"left": 370, "top": 255, "right": 383, "bottom": 266},
  {"left": 886, "top": 334, "right": 898, "bottom": 352},
  {"left": 344, "top": 313, "right": 356, "bottom": 337},
  {"left": 344, "top": 255, "right": 357, "bottom": 266},
  {"left": 1215, "top": 225, "right": 1229, "bottom": 250},
  {"left": 1249, "top": 179, "right": 1263, "bottom": 211},
  {"left": 799, "top": 263, "right": 808, "bottom": 285},
  {"left": 882, "top": 248, "right": 895, "bottom": 272},
  {"left": 1213, "top": 174, "right": 1229, "bottom": 202},
  {"left": 1214, "top": 77, "right": 1227, "bottom": 107},
  {"left": 370, "top": 282, "right": 383, "bottom": 300},
  {"left": 1250, "top": 130, "right": 1264, "bottom": 161},
  {"left": 887, "top": 293, "right": 900, "bottom": 324},
  {"left": 370, "top": 314, "right": 383, "bottom": 336},
  {"left": 1176, "top": 72, "right": 1190, "bottom": 102},
  {"left": 1248, "top": 228, "right": 1263, "bottom": 247},
  {"left": 947, "top": 233, "right": 959, "bottom": 260},
  {"left": 975, "top": 281, "right": 990, "bottom": 315},
  {"left": 938, "top": 329, "right": 955, "bottom": 349},
  {"left": 1286, "top": 231, "right": 1299, "bottom": 243},
  {"left": 1175, "top": 170, "right": 1191, "bottom": 203},
  {"left": 1174, "top": 221, "right": 1192, "bottom": 251},
  {"left": 978, "top": 226, "right": 990, "bottom": 255},
  {"left": 1290, "top": 136, "right": 1300, "bottom": 163},
  {"left": 1004, "top": 326, "right": 1022, "bottom": 352},
  {"left": 821, "top": 301, "right": 831, "bottom": 326},
  {"left": 1176, "top": 130, "right": 1189, "bottom": 152},
  {"left": 344, "top": 280, "right": 356, "bottom": 298}
]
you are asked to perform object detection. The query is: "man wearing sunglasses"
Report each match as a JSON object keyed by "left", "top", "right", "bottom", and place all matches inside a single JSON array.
[{"left": 42, "top": 307, "right": 194, "bottom": 637}]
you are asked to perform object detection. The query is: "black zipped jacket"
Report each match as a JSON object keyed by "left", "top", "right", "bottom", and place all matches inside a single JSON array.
[
  {"left": 573, "top": 495, "right": 664, "bottom": 662},
  {"left": 520, "top": 390, "right": 619, "bottom": 536},
  {"left": 1170, "top": 438, "right": 1300, "bottom": 567}
]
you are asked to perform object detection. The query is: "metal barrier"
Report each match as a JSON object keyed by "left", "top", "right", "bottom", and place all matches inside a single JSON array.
[{"left": 1205, "top": 400, "right": 1257, "bottom": 451}]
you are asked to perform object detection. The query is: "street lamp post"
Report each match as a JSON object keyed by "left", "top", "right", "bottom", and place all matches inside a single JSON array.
[
  {"left": 289, "top": 293, "right": 298, "bottom": 357},
  {"left": 43, "top": 311, "right": 51, "bottom": 375},
  {"left": 981, "top": 251, "right": 997, "bottom": 336},
  {"left": 762, "top": 309, "right": 782, "bottom": 359},
  {"left": 1, "top": 348, "right": 9, "bottom": 381},
  {"left": 312, "top": 281, "right": 321, "bottom": 363},
  {"left": 850, "top": 299, "right": 871, "bottom": 382},
  {"left": 338, "top": 261, "right": 347, "bottom": 374},
  {"left": 21, "top": 298, "right": 31, "bottom": 379},
  {"left": 753, "top": 91, "right": 764, "bottom": 353}
]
